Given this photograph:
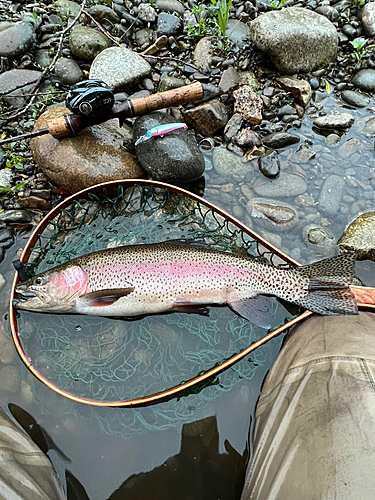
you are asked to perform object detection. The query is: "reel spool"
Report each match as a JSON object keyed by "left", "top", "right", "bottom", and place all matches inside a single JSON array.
[{"left": 65, "top": 80, "right": 115, "bottom": 118}]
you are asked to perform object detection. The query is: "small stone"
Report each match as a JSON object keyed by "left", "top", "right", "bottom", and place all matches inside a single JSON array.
[
  {"left": 89, "top": 46, "right": 151, "bottom": 90},
  {"left": 325, "top": 133, "right": 341, "bottom": 147},
  {"left": 51, "top": 0, "right": 81, "bottom": 20},
  {"left": 142, "top": 35, "right": 168, "bottom": 55},
  {"left": 261, "top": 132, "right": 300, "bottom": 149},
  {"left": 238, "top": 71, "right": 261, "bottom": 91},
  {"left": 17, "top": 196, "right": 52, "bottom": 210},
  {"left": 276, "top": 76, "right": 312, "bottom": 107},
  {"left": 225, "top": 19, "right": 250, "bottom": 49},
  {"left": 341, "top": 90, "right": 370, "bottom": 108},
  {"left": 0, "top": 169, "right": 15, "bottom": 189},
  {"left": 318, "top": 174, "right": 345, "bottom": 215},
  {"left": 295, "top": 193, "right": 315, "bottom": 206},
  {"left": 233, "top": 85, "right": 263, "bottom": 125},
  {"left": 0, "top": 331, "right": 14, "bottom": 364},
  {"left": 313, "top": 112, "right": 355, "bottom": 129},
  {"left": 352, "top": 69, "right": 375, "bottom": 93},
  {"left": 362, "top": 3, "right": 375, "bottom": 37},
  {"left": 193, "top": 37, "right": 213, "bottom": 72},
  {"left": 0, "top": 69, "right": 41, "bottom": 108},
  {"left": 213, "top": 146, "right": 253, "bottom": 178},
  {"left": 69, "top": 25, "right": 110, "bottom": 60},
  {"left": 0, "top": 20, "right": 35, "bottom": 57},
  {"left": 156, "top": 0, "right": 185, "bottom": 16},
  {"left": 314, "top": 5, "right": 339, "bottom": 22},
  {"left": 135, "top": 28, "right": 154, "bottom": 48},
  {"left": 87, "top": 5, "right": 120, "bottom": 24},
  {"left": 246, "top": 197, "right": 299, "bottom": 231},
  {"left": 338, "top": 211, "right": 375, "bottom": 261},
  {"left": 253, "top": 172, "right": 307, "bottom": 197},
  {"left": 138, "top": 3, "right": 157, "bottom": 22},
  {"left": 234, "top": 128, "right": 262, "bottom": 148},
  {"left": 219, "top": 67, "right": 239, "bottom": 94},
  {"left": 224, "top": 113, "right": 243, "bottom": 142},
  {"left": 339, "top": 138, "right": 361, "bottom": 158},
  {"left": 0, "top": 366, "right": 21, "bottom": 394},
  {"left": 184, "top": 99, "right": 228, "bottom": 137},
  {"left": 258, "top": 151, "right": 280, "bottom": 179},
  {"left": 54, "top": 57, "right": 83, "bottom": 86},
  {"left": 0, "top": 210, "right": 33, "bottom": 223},
  {"left": 156, "top": 12, "right": 181, "bottom": 37},
  {"left": 302, "top": 224, "right": 337, "bottom": 255},
  {"left": 158, "top": 76, "right": 185, "bottom": 92},
  {"left": 294, "top": 144, "right": 316, "bottom": 163}
]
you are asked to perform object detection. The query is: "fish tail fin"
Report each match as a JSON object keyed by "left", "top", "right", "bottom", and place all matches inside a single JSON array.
[{"left": 293, "top": 252, "right": 359, "bottom": 316}]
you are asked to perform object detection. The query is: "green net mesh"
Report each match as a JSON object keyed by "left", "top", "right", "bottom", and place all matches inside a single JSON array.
[{"left": 15, "top": 184, "right": 296, "bottom": 410}]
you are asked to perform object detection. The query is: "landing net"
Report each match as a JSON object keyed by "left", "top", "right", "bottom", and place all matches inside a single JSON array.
[{"left": 13, "top": 182, "right": 298, "bottom": 406}]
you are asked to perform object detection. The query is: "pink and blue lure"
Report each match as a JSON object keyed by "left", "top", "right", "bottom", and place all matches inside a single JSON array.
[{"left": 135, "top": 123, "right": 188, "bottom": 146}]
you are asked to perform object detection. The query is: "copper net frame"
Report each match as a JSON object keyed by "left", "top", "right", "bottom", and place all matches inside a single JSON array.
[{"left": 9, "top": 179, "right": 375, "bottom": 407}]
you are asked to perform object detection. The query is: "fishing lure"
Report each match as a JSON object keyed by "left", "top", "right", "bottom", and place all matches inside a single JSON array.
[{"left": 135, "top": 123, "right": 188, "bottom": 146}]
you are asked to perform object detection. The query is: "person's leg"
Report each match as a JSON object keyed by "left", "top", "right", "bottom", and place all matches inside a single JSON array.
[
  {"left": 0, "top": 408, "right": 66, "bottom": 500},
  {"left": 241, "top": 312, "right": 375, "bottom": 500}
]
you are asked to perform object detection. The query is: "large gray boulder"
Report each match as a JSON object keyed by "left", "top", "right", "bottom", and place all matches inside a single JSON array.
[{"left": 250, "top": 7, "right": 338, "bottom": 73}]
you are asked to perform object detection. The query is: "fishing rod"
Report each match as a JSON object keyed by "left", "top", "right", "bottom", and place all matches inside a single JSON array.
[{"left": 0, "top": 80, "right": 211, "bottom": 145}]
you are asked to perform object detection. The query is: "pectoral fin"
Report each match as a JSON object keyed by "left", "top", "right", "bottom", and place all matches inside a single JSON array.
[
  {"left": 79, "top": 287, "right": 135, "bottom": 307},
  {"left": 230, "top": 295, "right": 273, "bottom": 329}
]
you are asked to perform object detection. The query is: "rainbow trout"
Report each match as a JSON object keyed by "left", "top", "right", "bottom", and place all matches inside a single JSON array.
[{"left": 13, "top": 241, "right": 358, "bottom": 325}]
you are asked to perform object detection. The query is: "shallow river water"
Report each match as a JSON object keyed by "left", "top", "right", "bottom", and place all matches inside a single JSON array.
[{"left": 1, "top": 88, "right": 375, "bottom": 499}]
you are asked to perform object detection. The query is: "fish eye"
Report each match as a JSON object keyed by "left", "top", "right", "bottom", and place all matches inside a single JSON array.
[{"left": 34, "top": 277, "right": 43, "bottom": 285}]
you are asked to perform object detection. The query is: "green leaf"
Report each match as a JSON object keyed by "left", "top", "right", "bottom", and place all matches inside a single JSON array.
[{"left": 0, "top": 186, "right": 11, "bottom": 192}]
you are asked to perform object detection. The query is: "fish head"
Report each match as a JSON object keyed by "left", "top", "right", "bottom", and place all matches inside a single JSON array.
[{"left": 13, "top": 265, "right": 88, "bottom": 313}]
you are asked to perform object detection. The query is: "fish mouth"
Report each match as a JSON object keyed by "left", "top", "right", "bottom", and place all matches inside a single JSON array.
[{"left": 14, "top": 285, "right": 48, "bottom": 308}]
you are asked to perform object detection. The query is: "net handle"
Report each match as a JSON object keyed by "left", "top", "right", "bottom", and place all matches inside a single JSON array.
[{"left": 9, "top": 179, "right": 375, "bottom": 407}]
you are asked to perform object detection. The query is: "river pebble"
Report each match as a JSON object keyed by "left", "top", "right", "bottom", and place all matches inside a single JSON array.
[
  {"left": 253, "top": 172, "right": 307, "bottom": 197},
  {"left": 351, "top": 69, "right": 375, "bottom": 92},
  {"left": 313, "top": 112, "right": 355, "bottom": 129},
  {"left": 258, "top": 151, "right": 280, "bottom": 179},
  {"left": 338, "top": 211, "right": 375, "bottom": 261},
  {"left": 246, "top": 197, "right": 299, "bottom": 231},
  {"left": 318, "top": 174, "right": 345, "bottom": 215}
]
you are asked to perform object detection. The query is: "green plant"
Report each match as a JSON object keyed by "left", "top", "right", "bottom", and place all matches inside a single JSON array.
[
  {"left": 350, "top": 37, "right": 375, "bottom": 62},
  {"left": 0, "top": 181, "right": 28, "bottom": 193},
  {"left": 4, "top": 150, "right": 26, "bottom": 171},
  {"left": 270, "top": 0, "right": 287, "bottom": 9},
  {"left": 185, "top": 5, "right": 215, "bottom": 39},
  {"left": 210, "top": 0, "right": 232, "bottom": 40}
]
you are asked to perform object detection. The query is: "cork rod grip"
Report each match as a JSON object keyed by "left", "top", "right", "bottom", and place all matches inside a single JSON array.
[
  {"left": 130, "top": 81, "right": 204, "bottom": 116},
  {"left": 47, "top": 115, "right": 86, "bottom": 139}
]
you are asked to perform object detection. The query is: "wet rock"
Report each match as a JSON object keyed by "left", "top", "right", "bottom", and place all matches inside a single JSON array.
[
  {"left": 0, "top": 228, "right": 14, "bottom": 249},
  {"left": 339, "top": 138, "right": 361, "bottom": 158},
  {"left": 341, "top": 90, "right": 370, "bottom": 108},
  {"left": 0, "top": 69, "right": 41, "bottom": 108},
  {"left": 253, "top": 172, "right": 307, "bottom": 197},
  {"left": 302, "top": 224, "right": 337, "bottom": 256},
  {"left": 354, "top": 116, "right": 375, "bottom": 137},
  {"left": 338, "top": 211, "right": 375, "bottom": 261},
  {"left": 238, "top": 70, "right": 261, "bottom": 91},
  {"left": 213, "top": 146, "right": 253, "bottom": 178},
  {"left": 156, "top": 0, "right": 185, "bottom": 16},
  {"left": 276, "top": 76, "right": 312, "bottom": 107},
  {"left": 225, "top": 19, "right": 250, "bottom": 49},
  {"left": 234, "top": 128, "right": 262, "bottom": 148},
  {"left": 314, "top": 5, "right": 339, "bottom": 22},
  {"left": 0, "top": 366, "right": 21, "bottom": 395},
  {"left": 219, "top": 67, "right": 239, "bottom": 94},
  {"left": 135, "top": 28, "right": 154, "bottom": 48},
  {"left": 295, "top": 193, "right": 315, "bottom": 206},
  {"left": 318, "top": 174, "right": 345, "bottom": 215},
  {"left": 0, "top": 331, "right": 14, "bottom": 364},
  {"left": 223, "top": 113, "right": 243, "bottom": 142},
  {"left": 352, "top": 69, "right": 375, "bottom": 92},
  {"left": 17, "top": 196, "right": 52, "bottom": 210},
  {"left": 246, "top": 197, "right": 299, "bottom": 231},
  {"left": 313, "top": 112, "right": 354, "bottom": 129},
  {"left": 261, "top": 132, "right": 300, "bottom": 149},
  {"left": 258, "top": 151, "right": 280, "bottom": 178},
  {"left": 0, "top": 210, "right": 33, "bottom": 223},
  {"left": 35, "top": 49, "right": 53, "bottom": 68},
  {"left": 362, "top": 2, "right": 375, "bottom": 37},
  {"left": 0, "top": 169, "right": 15, "bottom": 189},
  {"left": 69, "top": 25, "right": 111, "bottom": 60},
  {"left": 0, "top": 20, "right": 35, "bottom": 57},
  {"left": 54, "top": 57, "right": 83, "bottom": 86},
  {"left": 30, "top": 106, "right": 144, "bottom": 194},
  {"left": 158, "top": 76, "right": 185, "bottom": 92},
  {"left": 184, "top": 99, "right": 228, "bottom": 136},
  {"left": 250, "top": 7, "right": 338, "bottom": 73},
  {"left": 51, "top": 0, "right": 81, "bottom": 20},
  {"left": 87, "top": 4, "right": 120, "bottom": 24},
  {"left": 325, "top": 133, "right": 341, "bottom": 147},
  {"left": 193, "top": 37, "right": 213, "bottom": 72},
  {"left": 156, "top": 12, "right": 181, "bottom": 37},
  {"left": 134, "top": 112, "right": 204, "bottom": 185},
  {"left": 138, "top": 3, "right": 157, "bottom": 22},
  {"left": 89, "top": 46, "right": 151, "bottom": 90},
  {"left": 233, "top": 85, "right": 263, "bottom": 125},
  {"left": 294, "top": 144, "right": 316, "bottom": 163}
]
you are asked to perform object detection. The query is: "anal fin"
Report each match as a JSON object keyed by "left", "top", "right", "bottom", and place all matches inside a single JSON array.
[
  {"left": 79, "top": 287, "right": 134, "bottom": 307},
  {"left": 230, "top": 295, "right": 273, "bottom": 329}
]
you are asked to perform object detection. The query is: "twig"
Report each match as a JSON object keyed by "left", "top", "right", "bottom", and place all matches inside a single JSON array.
[
  {"left": 2, "top": 91, "right": 66, "bottom": 98},
  {"left": 4, "top": 0, "right": 87, "bottom": 121},
  {"left": 82, "top": 9, "right": 121, "bottom": 46}
]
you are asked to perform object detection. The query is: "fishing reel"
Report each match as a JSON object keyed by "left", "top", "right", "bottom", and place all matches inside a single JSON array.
[{"left": 65, "top": 80, "right": 115, "bottom": 118}]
